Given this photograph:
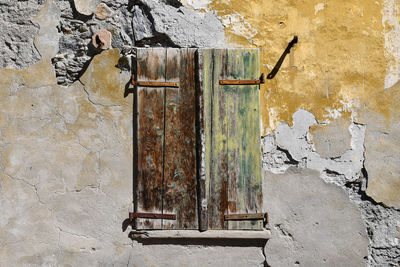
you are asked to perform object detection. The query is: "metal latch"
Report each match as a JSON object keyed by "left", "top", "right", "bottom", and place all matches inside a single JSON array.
[
  {"left": 131, "top": 75, "right": 180, "bottom": 87},
  {"left": 224, "top": 213, "right": 269, "bottom": 224},
  {"left": 219, "top": 73, "right": 265, "bottom": 86},
  {"left": 129, "top": 212, "right": 177, "bottom": 221}
]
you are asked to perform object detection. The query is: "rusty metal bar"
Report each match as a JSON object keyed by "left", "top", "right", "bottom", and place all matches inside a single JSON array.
[
  {"left": 131, "top": 74, "right": 179, "bottom": 87},
  {"left": 224, "top": 213, "right": 268, "bottom": 222},
  {"left": 132, "top": 81, "right": 180, "bottom": 87},
  {"left": 129, "top": 212, "right": 176, "bottom": 221},
  {"left": 219, "top": 73, "right": 265, "bottom": 85}
]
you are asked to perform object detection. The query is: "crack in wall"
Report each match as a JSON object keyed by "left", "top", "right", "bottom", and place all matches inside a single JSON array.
[
  {"left": 1, "top": 0, "right": 399, "bottom": 266},
  {"left": 262, "top": 241, "right": 271, "bottom": 267}
]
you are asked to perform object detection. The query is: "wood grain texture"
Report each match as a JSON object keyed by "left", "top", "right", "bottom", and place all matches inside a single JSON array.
[
  {"left": 210, "top": 49, "right": 229, "bottom": 230},
  {"left": 135, "top": 48, "right": 166, "bottom": 229},
  {"left": 198, "top": 49, "right": 262, "bottom": 230},
  {"left": 163, "top": 48, "right": 198, "bottom": 229},
  {"left": 199, "top": 49, "right": 229, "bottom": 230},
  {"left": 134, "top": 48, "right": 198, "bottom": 230},
  {"left": 224, "top": 49, "right": 262, "bottom": 230}
]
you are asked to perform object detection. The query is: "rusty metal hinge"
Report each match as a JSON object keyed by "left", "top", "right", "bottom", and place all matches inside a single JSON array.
[
  {"left": 131, "top": 75, "right": 180, "bottom": 87},
  {"left": 224, "top": 213, "right": 268, "bottom": 224},
  {"left": 129, "top": 212, "right": 177, "bottom": 221},
  {"left": 219, "top": 73, "right": 265, "bottom": 86}
]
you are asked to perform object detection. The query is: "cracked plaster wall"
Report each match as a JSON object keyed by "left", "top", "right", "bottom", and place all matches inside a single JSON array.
[{"left": 0, "top": 0, "right": 399, "bottom": 266}]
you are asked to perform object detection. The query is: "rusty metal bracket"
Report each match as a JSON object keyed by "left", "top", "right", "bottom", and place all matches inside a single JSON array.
[
  {"left": 219, "top": 73, "right": 265, "bottom": 86},
  {"left": 224, "top": 213, "right": 268, "bottom": 224},
  {"left": 129, "top": 212, "right": 177, "bottom": 221},
  {"left": 131, "top": 75, "right": 179, "bottom": 87}
]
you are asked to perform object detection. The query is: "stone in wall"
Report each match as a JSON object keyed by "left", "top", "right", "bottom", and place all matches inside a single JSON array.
[
  {"left": 139, "top": 0, "right": 225, "bottom": 47},
  {"left": 132, "top": 5, "right": 155, "bottom": 42},
  {"left": 91, "top": 29, "right": 112, "bottom": 49},
  {"left": 95, "top": 3, "right": 113, "bottom": 20},
  {"left": 73, "top": 0, "right": 101, "bottom": 16}
]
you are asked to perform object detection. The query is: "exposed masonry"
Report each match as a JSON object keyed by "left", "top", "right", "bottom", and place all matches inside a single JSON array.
[
  {"left": 1, "top": 0, "right": 224, "bottom": 85},
  {"left": 262, "top": 110, "right": 400, "bottom": 266},
  {"left": 52, "top": 0, "right": 134, "bottom": 85},
  {"left": 49, "top": 0, "right": 225, "bottom": 85},
  {"left": 0, "top": 0, "right": 45, "bottom": 69}
]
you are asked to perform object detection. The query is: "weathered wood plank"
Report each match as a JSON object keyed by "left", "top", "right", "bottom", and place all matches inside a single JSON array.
[
  {"left": 223, "top": 49, "right": 262, "bottom": 230},
  {"left": 199, "top": 49, "right": 229, "bottom": 230},
  {"left": 197, "top": 49, "right": 210, "bottom": 232},
  {"left": 198, "top": 49, "right": 262, "bottom": 230},
  {"left": 207, "top": 49, "right": 230, "bottom": 229},
  {"left": 162, "top": 48, "right": 198, "bottom": 229},
  {"left": 135, "top": 48, "right": 166, "bottom": 229}
]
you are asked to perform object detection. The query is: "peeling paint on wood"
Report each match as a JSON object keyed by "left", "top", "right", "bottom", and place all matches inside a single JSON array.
[
  {"left": 134, "top": 48, "right": 198, "bottom": 230},
  {"left": 163, "top": 48, "right": 198, "bottom": 229},
  {"left": 198, "top": 49, "right": 263, "bottom": 230},
  {"left": 135, "top": 48, "right": 166, "bottom": 229}
]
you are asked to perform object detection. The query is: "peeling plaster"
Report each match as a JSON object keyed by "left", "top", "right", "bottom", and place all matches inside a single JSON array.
[
  {"left": 209, "top": 0, "right": 387, "bottom": 135},
  {"left": 383, "top": 0, "right": 400, "bottom": 89},
  {"left": 262, "top": 109, "right": 400, "bottom": 266},
  {"left": 0, "top": 0, "right": 399, "bottom": 266},
  {"left": 271, "top": 110, "right": 365, "bottom": 186}
]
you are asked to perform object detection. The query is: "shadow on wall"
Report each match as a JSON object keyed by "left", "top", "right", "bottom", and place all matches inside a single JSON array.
[
  {"left": 122, "top": 218, "right": 268, "bottom": 247},
  {"left": 129, "top": 235, "right": 267, "bottom": 247}
]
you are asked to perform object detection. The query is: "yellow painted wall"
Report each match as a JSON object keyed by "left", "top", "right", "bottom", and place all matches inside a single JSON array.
[{"left": 208, "top": 0, "right": 394, "bottom": 135}]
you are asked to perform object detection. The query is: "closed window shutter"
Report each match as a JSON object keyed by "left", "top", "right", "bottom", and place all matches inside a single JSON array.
[
  {"left": 132, "top": 48, "right": 263, "bottom": 231},
  {"left": 133, "top": 48, "right": 198, "bottom": 230},
  {"left": 198, "top": 49, "right": 263, "bottom": 230}
]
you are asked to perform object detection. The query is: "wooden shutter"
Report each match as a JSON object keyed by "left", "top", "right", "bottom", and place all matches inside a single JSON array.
[
  {"left": 198, "top": 49, "right": 263, "bottom": 230},
  {"left": 133, "top": 48, "right": 198, "bottom": 230}
]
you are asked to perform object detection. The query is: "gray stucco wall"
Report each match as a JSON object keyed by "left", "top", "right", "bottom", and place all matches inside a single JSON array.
[{"left": 0, "top": 1, "right": 399, "bottom": 266}]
